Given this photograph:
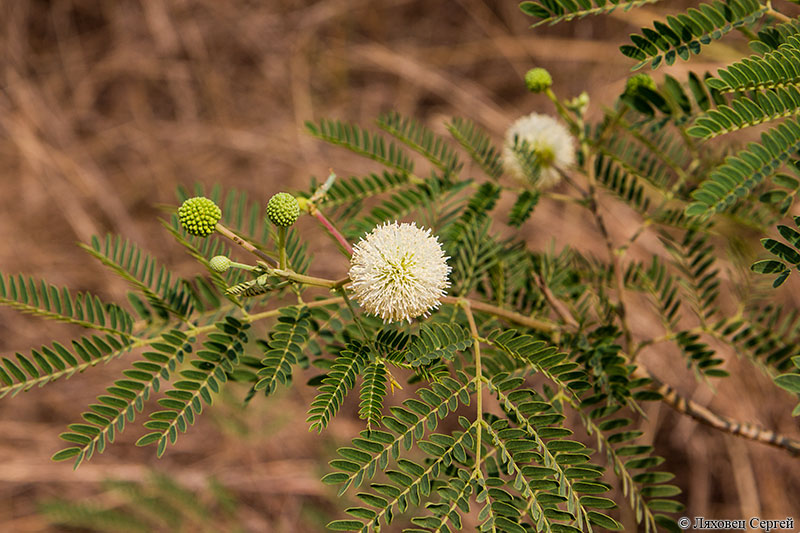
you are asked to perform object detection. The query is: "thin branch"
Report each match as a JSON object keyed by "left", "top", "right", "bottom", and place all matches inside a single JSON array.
[
  {"left": 533, "top": 272, "right": 578, "bottom": 328},
  {"left": 462, "top": 299, "right": 484, "bottom": 475},
  {"left": 312, "top": 208, "right": 354, "bottom": 256},
  {"left": 214, "top": 223, "right": 277, "bottom": 266},
  {"left": 634, "top": 367, "right": 800, "bottom": 456},
  {"left": 440, "top": 296, "right": 557, "bottom": 332}
]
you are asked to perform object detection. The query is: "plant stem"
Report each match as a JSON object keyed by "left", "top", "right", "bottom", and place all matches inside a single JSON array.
[
  {"left": 312, "top": 208, "right": 354, "bottom": 256},
  {"left": 533, "top": 273, "right": 578, "bottom": 329},
  {"left": 545, "top": 88, "right": 575, "bottom": 133},
  {"left": 128, "top": 296, "right": 344, "bottom": 351},
  {"left": 633, "top": 366, "right": 800, "bottom": 456},
  {"left": 214, "top": 223, "right": 277, "bottom": 266},
  {"left": 277, "top": 226, "right": 288, "bottom": 270},
  {"left": 273, "top": 268, "right": 348, "bottom": 289},
  {"left": 766, "top": 2, "right": 791, "bottom": 23},
  {"left": 228, "top": 261, "right": 256, "bottom": 271},
  {"left": 440, "top": 296, "right": 557, "bottom": 332},
  {"left": 462, "top": 299, "right": 484, "bottom": 475}
]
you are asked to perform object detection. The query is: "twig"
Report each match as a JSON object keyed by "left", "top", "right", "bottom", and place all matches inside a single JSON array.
[
  {"left": 440, "top": 296, "right": 557, "bottom": 332},
  {"left": 461, "top": 299, "right": 484, "bottom": 475},
  {"left": 533, "top": 273, "right": 578, "bottom": 329},
  {"left": 214, "top": 223, "right": 277, "bottom": 266},
  {"left": 312, "top": 209, "right": 354, "bottom": 256},
  {"left": 634, "top": 367, "right": 800, "bottom": 456}
]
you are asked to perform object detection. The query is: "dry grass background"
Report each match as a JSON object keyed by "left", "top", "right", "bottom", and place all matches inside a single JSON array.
[{"left": 0, "top": 1, "right": 799, "bottom": 531}]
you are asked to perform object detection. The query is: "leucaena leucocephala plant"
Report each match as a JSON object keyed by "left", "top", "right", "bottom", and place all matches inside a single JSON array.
[{"left": 4, "top": 1, "right": 800, "bottom": 532}]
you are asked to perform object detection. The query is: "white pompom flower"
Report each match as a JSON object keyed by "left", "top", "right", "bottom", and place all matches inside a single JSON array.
[
  {"left": 349, "top": 221, "right": 451, "bottom": 323},
  {"left": 502, "top": 113, "right": 575, "bottom": 188}
]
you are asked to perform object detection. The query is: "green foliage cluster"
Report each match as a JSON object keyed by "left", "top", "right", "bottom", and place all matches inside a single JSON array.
[{"left": 3, "top": 1, "right": 800, "bottom": 532}]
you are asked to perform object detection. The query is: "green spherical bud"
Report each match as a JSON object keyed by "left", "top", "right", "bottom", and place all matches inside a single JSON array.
[
  {"left": 209, "top": 255, "right": 232, "bottom": 273},
  {"left": 266, "top": 192, "right": 300, "bottom": 227},
  {"left": 524, "top": 68, "right": 552, "bottom": 93},
  {"left": 178, "top": 197, "right": 222, "bottom": 237},
  {"left": 625, "top": 73, "right": 657, "bottom": 95}
]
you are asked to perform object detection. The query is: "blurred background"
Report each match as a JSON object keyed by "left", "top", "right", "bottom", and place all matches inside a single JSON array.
[{"left": 0, "top": 1, "right": 798, "bottom": 531}]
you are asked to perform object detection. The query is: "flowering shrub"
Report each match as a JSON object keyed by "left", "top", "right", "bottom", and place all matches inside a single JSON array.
[{"left": 5, "top": 1, "right": 800, "bottom": 532}]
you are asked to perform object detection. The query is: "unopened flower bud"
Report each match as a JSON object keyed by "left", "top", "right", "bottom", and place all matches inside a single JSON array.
[
  {"left": 209, "top": 255, "right": 232, "bottom": 272},
  {"left": 178, "top": 197, "right": 222, "bottom": 237},
  {"left": 524, "top": 68, "right": 552, "bottom": 93},
  {"left": 266, "top": 193, "right": 300, "bottom": 227}
]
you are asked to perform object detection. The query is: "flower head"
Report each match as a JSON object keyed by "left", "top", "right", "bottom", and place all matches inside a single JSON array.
[
  {"left": 266, "top": 192, "right": 300, "bottom": 227},
  {"left": 349, "top": 222, "right": 451, "bottom": 323},
  {"left": 178, "top": 197, "right": 222, "bottom": 237},
  {"left": 209, "top": 255, "right": 232, "bottom": 273},
  {"left": 524, "top": 68, "right": 552, "bottom": 93},
  {"left": 502, "top": 113, "right": 575, "bottom": 189}
]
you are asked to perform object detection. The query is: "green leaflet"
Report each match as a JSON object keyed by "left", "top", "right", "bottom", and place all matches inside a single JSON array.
[
  {"left": 620, "top": 0, "right": 767, "bottom": 71},
  {"left": 521, "top": 0, "right": 662, "bottom": 28}
]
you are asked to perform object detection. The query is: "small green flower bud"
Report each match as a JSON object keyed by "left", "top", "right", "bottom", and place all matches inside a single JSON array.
[
  {"left": 209, "top": 255, "right": 232, "bottom": 272},
  {"left": 524, "top": 68, "right": 552, "bottom": 93},
  {"left": 625, "top": 73, "right": 657, "bottom": 95},
  {"left": 178, "top": 197, "right": 222, "bottom": 237},
  {"left": 565, "top": 91, "right": 590, "bottom": 115},
  {"left": 266, "top": 192, "right": 300, "bottom": 227}
]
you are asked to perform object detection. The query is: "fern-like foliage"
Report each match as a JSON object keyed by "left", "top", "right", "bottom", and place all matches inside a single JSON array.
[
  {"left": 594, "top": 153, "right": 653, "bottom": 215},
  {"left": 2, "top": 334, "right": 132, "bottom": 401},
  {"left": 751, "top": 15, "right": 800, "bottom": 51},
  {"left": 81, "top": 235, "right": 194, "bottom": 320},
  {"left": 135, "top": 318, "right": 249, "bottom": 457},
  {"left": 508, "top": 190, "right": 540, "bottom": 228},
  {"left": 774, "top": 356, "right": 800, "bottom": 416},
  {"left": 685, "top": 119, "right": 800, "bottom": 218},
  {"left": 405, "top": 323, "right": 473, "bottom": 368},
  {"left": 716, "top": 303, "right": 800, "bottom": 372},
  {"left": 446, "top": 117, "right": 503, "bottom": 179},
  {"left": 620, "top": 0, "right": 767, "bottom": 71},
  {"left": 520, "top": 0, "right": 661, "bottom": 28},
  {"left": 660, "top": 229, "right": 721, "bottom": 324},
  {"left": 625, "top": 257, "right": 682, "bottom": 332},
  {"left": 254, "top": 306, "right": 312, "bottom": 395},
  {"left": 323, "top": 373, "right": 475, "bottom": 531},
  {"left": 688, "top": 86, "right": 800, "bottom": 139},
  {"left": 342, "top": 175, "right": 468, "bottom": 240},
  {"left": 448, "top": 218, "right": 503, "bottom": 297},
  {"left": 11, "top": 0, "right": 800, "bottom": 524},
  {"left": 486, "top": 330, "right": 684, "bottom": 531},
  {"left": 359, "top": 360, "right": 388, "bottom": 428},
  {"left": 708, "top": 37, "right": 800, "bottom": 93},
  {"left": 0, "top": 272, "right": 134, "bottom": 340},
  {"left": 41, "top": 471, "right": 242, "bottom": 533},
  {"left": 751, "top": 215, "right": 800, "bottom": 286},
  {"left": 377, "top": 111, "right": 463, "bottom": 177},
  {"left": 53, "top": 330, "right": 187, "bottom": 467},
  {"left": 308, "top": 342, "right": 369, "bottom": 432},
  {"left": 320, "top": 171, "right": 411, "bottom": 209},
  {"left": 306, "top": 119, "right": 415, "bottom": 174}
]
